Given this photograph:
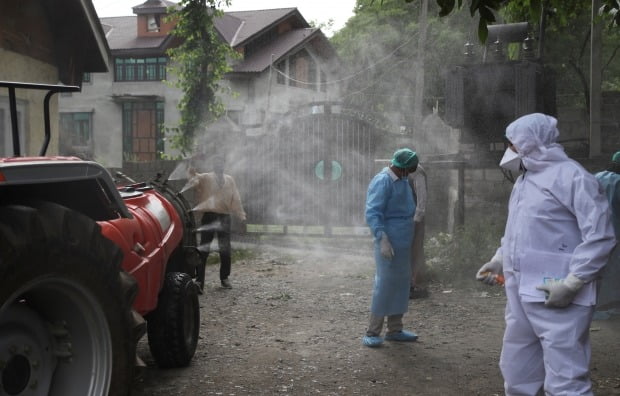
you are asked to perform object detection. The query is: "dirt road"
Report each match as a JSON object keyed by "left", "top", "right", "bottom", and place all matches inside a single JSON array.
[{"left": 131, "top": 242, "right": 620, "bottom": 395}]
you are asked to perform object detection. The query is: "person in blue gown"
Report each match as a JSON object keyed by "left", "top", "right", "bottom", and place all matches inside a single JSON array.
[
  {"left": 595, "top": 151, "right": 620, "bottom": 310},
  {"left": 363, "top": 148, "right": 420, "bottom": 347}
]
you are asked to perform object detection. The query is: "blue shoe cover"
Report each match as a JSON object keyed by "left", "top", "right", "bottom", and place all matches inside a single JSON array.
[
  {"left": 385, "top": 330, "right": 418, "bottom": 342},
  {"left": 362, "top": 335, "right": 384, "bottom": 347}
]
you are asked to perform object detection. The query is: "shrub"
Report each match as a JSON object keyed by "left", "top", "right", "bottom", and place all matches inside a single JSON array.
[{"left": 424, "top": 217, "right": 505, "bottom": 287}]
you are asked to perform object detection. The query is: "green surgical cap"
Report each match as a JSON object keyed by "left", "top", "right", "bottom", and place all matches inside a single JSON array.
[
  {"left": 391, "top": 148, "right": 418, "bottom": 169},
  {"left": 613, "top": 151, "right": 620, "bottom": 163}
]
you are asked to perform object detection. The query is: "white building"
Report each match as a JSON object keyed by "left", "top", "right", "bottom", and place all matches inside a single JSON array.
[{"left": 59, "top": 1, "right": 341, "bottom": 167}]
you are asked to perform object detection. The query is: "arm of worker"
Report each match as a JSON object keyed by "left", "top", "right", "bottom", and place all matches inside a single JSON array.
[
  {"left": 365, "top": 175, "right": 394, "bottom": 259},
  {"left": 365, "top": 175, "right": 390, "bottom": 240},
  {"left": 612, "top": 180, "right": 620, "bottom": 234},
  {"left": 536, "top": 173, "right": 616, "bottom": 307},
  {"left": 476, "top": 248, "right": 503, "bottom": 285},
  {"left": 229, "top": 177, "right": 247, "bottom": 223},
  {"left": 563, "top": 174, "right": 615, "bottom": 281},
  {"left": 412, "top": 166, "right": 427, "bottom": 223}
]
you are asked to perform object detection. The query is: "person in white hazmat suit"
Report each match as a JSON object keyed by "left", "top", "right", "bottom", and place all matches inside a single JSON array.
[{"left": 476, "top": 113, "right": 616, "bottom": 395}]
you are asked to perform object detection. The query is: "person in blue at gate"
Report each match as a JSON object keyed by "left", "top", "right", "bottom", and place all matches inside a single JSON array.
[
  {"left": 594, "top": 151, "right": 620, "bottom": 310},
  {"left": 363, "top": 148, "right": 420, "bottom": 347}
]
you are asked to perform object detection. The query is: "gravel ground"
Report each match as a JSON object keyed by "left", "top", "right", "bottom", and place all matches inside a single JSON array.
[{"left": 131, "top": 241, "right": 620, "bottom": 395}]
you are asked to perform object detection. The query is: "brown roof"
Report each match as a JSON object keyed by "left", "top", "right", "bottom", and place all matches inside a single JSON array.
[
  {"left": 217, "top": 8, "right": 306, "bottom": 47},
  {"left": 100, "top": 7, "right": 335, "bottom": 69},
  {"left": 233, "top": 28, "right": 323, "bottom": 73},
  {"left": 132, "top": 0, "right": 178, "bottom": 14},
  {"left": 101, "top": 16, "right": 168, "bottom": 52}
]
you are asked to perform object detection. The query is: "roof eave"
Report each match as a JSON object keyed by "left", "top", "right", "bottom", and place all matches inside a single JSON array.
[{"left": 232, "top": 8, "right": 309, "bottom": 49}]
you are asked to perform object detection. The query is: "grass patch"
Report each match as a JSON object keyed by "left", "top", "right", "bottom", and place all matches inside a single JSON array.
[
  {"left": 424, "top": 217, "right": 505, "bottom": 287},
  {"left": 205, "top": 248, "right": 259, "bottom": 266}
]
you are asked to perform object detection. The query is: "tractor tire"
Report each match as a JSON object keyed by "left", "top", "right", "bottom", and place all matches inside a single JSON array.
[
  {"left": 0, "top": 202, "right": 139, "bottom": 396},
  {"left": 146, "top": 272, "right": 199, "bottom": 368}
]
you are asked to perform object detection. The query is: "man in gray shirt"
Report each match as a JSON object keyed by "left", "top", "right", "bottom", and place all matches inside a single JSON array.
[{"left": 408, "top": 163, "right": 428, "bottom": 299}]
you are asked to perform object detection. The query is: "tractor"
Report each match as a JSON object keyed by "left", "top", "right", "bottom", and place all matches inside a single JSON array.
[{"left": 0, "top": 81, "right": 202, "bottom": 395}]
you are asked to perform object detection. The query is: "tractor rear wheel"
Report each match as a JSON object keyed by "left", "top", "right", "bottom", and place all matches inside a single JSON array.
[
  {"left": 0, "top": 202, "right": 138, "bottom": 396},
  {"left": 146, "top": 272, "right": 199, "bottom": 368}
]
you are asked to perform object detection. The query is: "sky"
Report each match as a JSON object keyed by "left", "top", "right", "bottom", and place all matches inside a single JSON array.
[{"left": 91, "top": 0, "right": 357, "bottom": 36}]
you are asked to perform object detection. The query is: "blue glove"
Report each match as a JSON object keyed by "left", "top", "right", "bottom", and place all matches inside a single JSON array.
[{"left": 536, "top": 273, "right": 585, "bottom": 308}]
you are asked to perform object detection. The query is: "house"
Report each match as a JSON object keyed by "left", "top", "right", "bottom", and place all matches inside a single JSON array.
[
  {"left": 0, "top": 0, "right": 108, "bottom": 157},
  {"left": 58, "top": 1, "right": 341, "bottom": 167}
]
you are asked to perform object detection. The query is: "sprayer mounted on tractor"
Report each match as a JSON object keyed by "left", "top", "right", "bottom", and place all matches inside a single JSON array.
[{"left": 0, "top": 80, "right": 203, "bottom": 395}]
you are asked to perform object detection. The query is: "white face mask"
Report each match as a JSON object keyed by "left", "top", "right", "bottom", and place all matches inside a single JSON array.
[{"left": 499, "top": 148, "right": 522, "bottom": 172}]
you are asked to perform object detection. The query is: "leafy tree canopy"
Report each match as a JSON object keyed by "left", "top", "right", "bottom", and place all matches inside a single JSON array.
[
  {"left": 331, "top": 0, "right": 475, "bottom": 128},
  {"left": 166, "top": 0, "right": 237, "bottom": 156},
  {"left": 395, "top": 0, "right": 620, "bottom": 42},
  {"left": 499, "top": 1, "right": 620, "bottom": 107}
]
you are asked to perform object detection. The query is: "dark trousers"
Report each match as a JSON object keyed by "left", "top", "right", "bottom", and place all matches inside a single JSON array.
[{"left": 197, "top": 212, "right": 232, "bottom": 286}]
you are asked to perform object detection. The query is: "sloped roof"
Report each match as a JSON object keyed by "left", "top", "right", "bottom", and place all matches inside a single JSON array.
[
  {"left": 217, "top": 8, "right": 306, "bottom": 47},
  {"left": 102, "top": 16, "right": 168, "bottom": 51},
  {"left": 100, "top": 6, "right": 334, "bottom": 68},
  {"left": 132, "top": 0, "right": 178, "bottom": 14},
  {"left": 215, "top": 13, "right": 244, "bottom": 44},
  {"left": 232, "top": 28, "right": 322, "bottom": 73}
]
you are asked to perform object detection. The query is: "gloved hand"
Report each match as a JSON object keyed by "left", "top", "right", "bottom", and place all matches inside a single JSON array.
[
  {"left": 536, "top": 273, "right": 585, "bottom": 308},
  {"left": 379, "top": 232, "right": 394, "bottom": 260},
  {"left": 476, "top": 252, "right": 503, "bottom": 285}
]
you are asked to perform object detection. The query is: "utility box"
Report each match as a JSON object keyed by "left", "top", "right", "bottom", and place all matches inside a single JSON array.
[{"left": 445, "top": 61, "right": 556, "bottom": 144}]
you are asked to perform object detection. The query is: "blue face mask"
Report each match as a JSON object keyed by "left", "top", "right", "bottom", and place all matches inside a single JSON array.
[{"left": 499, "top": 148, "right": 521, "bottom": 172}]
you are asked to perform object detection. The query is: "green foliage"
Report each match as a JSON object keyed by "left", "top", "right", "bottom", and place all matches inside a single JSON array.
[
  {"left": 392, "top": 0, "right": 620, "bottom": 43},
  {"left": 205, "top": 248, "right": 258, "bottom": 266},
  {"left": 424, "top": 217, "right": 504, "bottom": 286},
  {"left": 600, "top": 0, "right": 620, "bottom": 27},
  {"left": 501, "top": 1, "right": 620, "bottom": 113},
  {"left": 166, "top": 0, "right": 237, "bottom": 156},
  {"left": 332, "top": 0, "right": 473, "bottom": 121}
]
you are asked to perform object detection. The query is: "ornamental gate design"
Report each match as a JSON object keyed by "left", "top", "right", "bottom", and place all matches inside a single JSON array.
[{"left": 239, "top": 104, "right": 382, "bottom": 232}]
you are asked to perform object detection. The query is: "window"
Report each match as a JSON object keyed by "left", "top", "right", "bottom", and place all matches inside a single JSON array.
[
  {"left": 275, "top": 49, "right": 324, "bottom": 92},
  {"left": 276, "top": 61, "right": 286, "bottom": 85},
  {"left": 83, "top": 72, "right": 91, "bottom": 83},
  {"left": 147, "top": 14, "right": 160, "bottom": 32},
  {"left": 115, "top": 57, "right": 167, "bottom": 82},
  {"left": 122, "top": 101, "right": 164, "bottom": 161},
  {"left": 60, "top": 112, "right": 92, "bottom": 147}
]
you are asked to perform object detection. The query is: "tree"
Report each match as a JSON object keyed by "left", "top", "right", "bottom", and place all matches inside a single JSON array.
[
  {"left": 388, "top": 0, "right": 620, "bottom": 42},
  {"left": 500, "top": 1, "right": 620, "bottom": 108},
  {"left": 331, "top": 0, "right": 474, "bottom": 130},
  {"left": 166, "top": 0, "right": 236, "bottom": 156}
]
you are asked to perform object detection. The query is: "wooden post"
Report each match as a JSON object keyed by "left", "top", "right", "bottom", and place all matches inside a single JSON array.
[{"left": 589, "top": 0, "right": 602, "bottom": 158}]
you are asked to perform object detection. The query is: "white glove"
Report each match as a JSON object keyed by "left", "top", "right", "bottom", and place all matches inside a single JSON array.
[
  {"left": 379, "top": 232, "right": 394, "bottom": 260},
  {"left": 535, "top": 273, "right": 584, "bottom": 308},
  {"left": 476, "top": 251, "right": 503, "bottom": 285}
]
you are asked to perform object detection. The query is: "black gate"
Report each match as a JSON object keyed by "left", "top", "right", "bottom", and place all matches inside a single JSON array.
[{"left": 240, "top": 103, "right": 382, "bottom": 234}]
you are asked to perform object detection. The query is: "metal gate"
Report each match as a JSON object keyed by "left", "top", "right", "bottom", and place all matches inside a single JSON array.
[{"left": 240, "top": 103, "right": 381, "bottom": 234}]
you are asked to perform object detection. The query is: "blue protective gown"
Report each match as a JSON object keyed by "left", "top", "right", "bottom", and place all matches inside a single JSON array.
[
  {"left": 365, "top": 167, "right": 415, "bottom": 316},
  {"left": 594, "top": 170, "right": 620, "bottom": 309},
  {"left": 595, "top": 170, "right": 620, "bottom": 237}
]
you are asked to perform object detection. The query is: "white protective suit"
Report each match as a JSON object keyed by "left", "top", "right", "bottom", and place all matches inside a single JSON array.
[{"left": 495, "top": 113, "right": 616, "bottom": 395}]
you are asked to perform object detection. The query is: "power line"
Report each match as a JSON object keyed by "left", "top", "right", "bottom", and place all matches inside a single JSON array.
[{"left": 270, "top": 33, "right": 417, "bottom": 86}]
